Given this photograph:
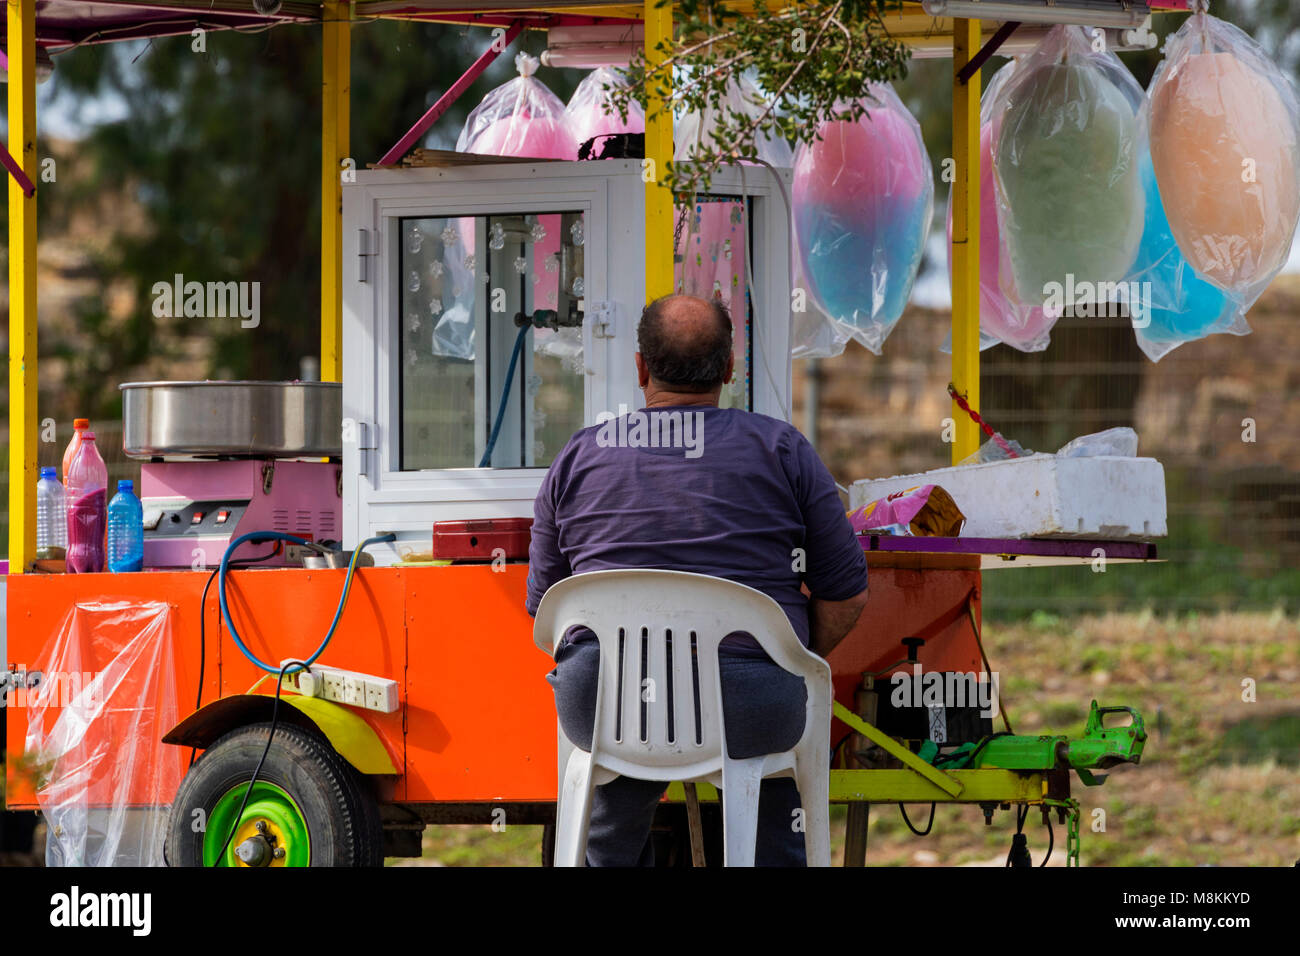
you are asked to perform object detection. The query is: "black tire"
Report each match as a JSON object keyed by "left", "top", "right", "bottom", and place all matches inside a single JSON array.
[{"left": 164, "top": 721, "right": 383, "bottom": 867}]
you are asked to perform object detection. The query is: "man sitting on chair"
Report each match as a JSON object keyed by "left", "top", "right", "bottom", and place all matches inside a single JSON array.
[{"left": 525, "top": 293, "right": 869, "bottom": 866}]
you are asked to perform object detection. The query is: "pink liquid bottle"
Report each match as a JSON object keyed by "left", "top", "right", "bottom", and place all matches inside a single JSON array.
[{"left": 65, "top": 430, "right": 108, "bottom": 573}]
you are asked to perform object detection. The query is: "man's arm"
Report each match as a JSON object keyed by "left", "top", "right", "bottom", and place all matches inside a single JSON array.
[
  {"left": 809, "top": 588, "right": 868, "bottom": 659},
  {"left": 787, "top": 430, "right": 870, "bottom": 657}
]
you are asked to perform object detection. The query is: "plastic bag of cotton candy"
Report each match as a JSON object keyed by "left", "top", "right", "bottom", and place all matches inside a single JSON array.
[
  {"left": 456, "top": 53, "right": 577, "bottom": 160},
  {"left": 1135, "top": 7, "right": 1300, "bottom": 358},
  {"left": 792, "top": 83, "right": 933, "bottom": 356},
  {"left": 944, "top": 59, "right": 1057, "bottom": 354},
  {"left": 990, "top": 25, "right": 1145, "bottom": 322},
  {"left": 565, "top": 66, "right": 644, "bottom": 156}
]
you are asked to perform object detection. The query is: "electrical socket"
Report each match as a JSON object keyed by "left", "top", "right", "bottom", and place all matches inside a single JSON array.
[
  {"left": 323, "top": 672, "right": 346, "bottom": 701},
  {"left": 280, "top": 660, "right": 399, "bottom": 714},
  {"left": 285, "top": 544, "right": 316, "bottom": 565},
  {"left": 343, "top": 677, "right": 365, "bottom": 707},
  {"left": 365, "top": 681, "right": 397, "bottom": 712}
]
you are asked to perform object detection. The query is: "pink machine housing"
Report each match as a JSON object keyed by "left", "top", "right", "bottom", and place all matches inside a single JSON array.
[{"left": 139, "top": 459, "right": 341, "bottom": 569}]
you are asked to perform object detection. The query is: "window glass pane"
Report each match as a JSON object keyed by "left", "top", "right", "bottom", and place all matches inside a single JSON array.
[
  {"left": 399, "top": 212, "right": 585, "bottom": 470},
  {"left": 674, "top": 195, "right": 753, "bottom": 410}
]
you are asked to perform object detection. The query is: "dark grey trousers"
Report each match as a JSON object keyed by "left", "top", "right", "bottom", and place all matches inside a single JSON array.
[{"left": 547, "top": 637, "right": 810, "bottom": 866}]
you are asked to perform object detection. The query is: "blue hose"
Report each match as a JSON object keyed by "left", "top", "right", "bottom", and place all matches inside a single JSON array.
[
  {"left": 478, "top": 324, "right": 531, "bottom": 468},
  {"left": 217, "top": 530, "right": 396, "bottom": 675}
]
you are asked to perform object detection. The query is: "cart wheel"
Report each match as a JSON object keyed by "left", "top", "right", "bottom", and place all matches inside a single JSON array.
[{"left": 165, "top": 721, "right": 382, "bottom": 867}]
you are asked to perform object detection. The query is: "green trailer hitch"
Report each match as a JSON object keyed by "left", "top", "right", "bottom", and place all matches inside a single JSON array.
[
  {"left": 1063, "top": 701, "right": 1147, "bottom": 781},
  {"left": 924, "top": 700, "right": 1147, "bottom": 785}
]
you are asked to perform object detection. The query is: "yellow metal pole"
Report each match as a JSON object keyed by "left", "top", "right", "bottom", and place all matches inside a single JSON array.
[
  {"left": 321, "top": 0, "right": 351, "bottom": 383},
  {"left": 643, "top": 0, "right": 674, "bottom": 301},
  {"left": 951, "top": 19, "right": 981, "bottom": 464},
  {"left": 8, "top": 0, "right": 38, "bottom": 573}
]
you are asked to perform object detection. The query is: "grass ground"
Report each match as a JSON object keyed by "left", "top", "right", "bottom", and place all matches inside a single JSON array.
[{"left": 396, "top": 611, "right": 1300, "bottom": 867}]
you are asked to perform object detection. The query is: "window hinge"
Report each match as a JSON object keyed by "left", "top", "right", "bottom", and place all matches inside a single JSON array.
[
  {"left": 356, "top": 421, "right": 377, "bottom": 479},
  {"left": 358, "top": 228, "right": 377, "bottom": 283}
]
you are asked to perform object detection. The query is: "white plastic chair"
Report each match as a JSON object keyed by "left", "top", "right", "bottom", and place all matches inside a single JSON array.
[{"left": 533, "top": 569, "right": 832, "bottom": 867}]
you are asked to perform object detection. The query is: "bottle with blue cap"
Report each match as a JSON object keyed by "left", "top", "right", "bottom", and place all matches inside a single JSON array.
[
  {"left": 107, "top": 478, "right": 144, "bottom": 573},
  {"left": 36, "top": 466, "right": 68, "bottom": 561}
]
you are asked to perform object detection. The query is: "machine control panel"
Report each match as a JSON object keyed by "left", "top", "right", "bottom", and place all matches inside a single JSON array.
[{"left": 143, "top": 499, "right": 251, "bottom": 537}]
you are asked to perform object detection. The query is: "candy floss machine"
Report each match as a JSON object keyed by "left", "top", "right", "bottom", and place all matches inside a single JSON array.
[{"left": 120, "top": 381, "right": 343, "bottom": 568}]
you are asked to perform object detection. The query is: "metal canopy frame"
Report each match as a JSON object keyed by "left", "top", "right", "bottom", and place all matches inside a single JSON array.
[{"left": 4, "top": 0, "right": 1190, "bottom": 571}]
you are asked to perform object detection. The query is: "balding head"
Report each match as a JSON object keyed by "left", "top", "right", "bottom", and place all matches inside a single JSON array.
[{"left": 636, "top": 294, "right": 734, "bottom": 393}]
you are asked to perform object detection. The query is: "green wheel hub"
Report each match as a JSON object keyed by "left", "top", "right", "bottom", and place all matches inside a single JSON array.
[{"left": 204, "top": 781, "right": 311, "bottom": 867}]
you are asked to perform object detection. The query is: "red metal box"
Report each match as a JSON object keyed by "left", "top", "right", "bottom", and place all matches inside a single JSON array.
[{"left": 431, "top": 518, "right": 533, "bottom": 560}]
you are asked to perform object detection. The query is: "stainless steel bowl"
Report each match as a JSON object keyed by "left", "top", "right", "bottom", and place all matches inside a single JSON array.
[{"left": 120, "top": 381, "right": 342, "bottom": 460}]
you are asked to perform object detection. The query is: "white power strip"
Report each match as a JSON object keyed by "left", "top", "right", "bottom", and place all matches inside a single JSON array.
[{"left": 279, "top": 661, "right": 400, "bottom": 714}]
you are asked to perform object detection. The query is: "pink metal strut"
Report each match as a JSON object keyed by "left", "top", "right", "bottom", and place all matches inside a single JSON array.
[{"left": 376, "top": 20, "right": 525, "bottom": 167}]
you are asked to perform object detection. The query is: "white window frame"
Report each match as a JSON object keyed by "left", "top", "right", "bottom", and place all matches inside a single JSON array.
[{"left": 341, "top": 160, "right": 791, "bottom": 561}]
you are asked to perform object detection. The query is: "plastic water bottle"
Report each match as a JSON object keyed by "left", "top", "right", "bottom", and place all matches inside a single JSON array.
[
  {"left": 107, "top": 479, "right": 144, "bottom": 573},
  {"left": 66, "top": 432, "right": 108, "bottom": 574},
  {"left": 36, "top": 467, "right": 68, "bottom": 561},
  {"left": 61, "top": 417, "right": 89, "bottom": 483}
]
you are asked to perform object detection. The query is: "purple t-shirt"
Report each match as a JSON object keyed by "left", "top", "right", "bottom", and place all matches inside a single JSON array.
[{"left": 525, "top": 405, "right": 867, "bottom": 656}]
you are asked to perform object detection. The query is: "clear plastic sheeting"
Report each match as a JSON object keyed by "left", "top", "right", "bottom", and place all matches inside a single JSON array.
[
  {"left": 533, "top": 325, "right": 585, "bottom": 375},
  {"left": 792, "top": 83, "right": 933, "bottom": 356},
  {"left": 456, "top": 53, "right": 577, "bottom": 160},
  {"left": 1147, "top": 9, "right": 1300, "bottom": 307},
  {"left": 24, "top": 601, "right": 183, "bottom": 866},
  {"left": 565, "top": 67, "right": 643, "bottom": 150},
  {"left": 957, "top": 436, "right": 1035, "bottom": 467},
  {"left": 992, "top": 25, "right": 1145, "bottom": 310},
  {"left": 1056, "top": 427, "right": 1139, "bottom": 459},
  {"left": 424, "top": 216, "right": 478, "bottom": 361},
  {"left": 670, "top": 74, "right": 783, "bottom": 375},
  {"left": 671, "top": 74, "right": 790, "bottom": 312},
  {"left": 674, "top": 73, "right": 793, "bottom": 167},
  {"left": 790, "top": 294, "right": 855, "bottom": 359}
]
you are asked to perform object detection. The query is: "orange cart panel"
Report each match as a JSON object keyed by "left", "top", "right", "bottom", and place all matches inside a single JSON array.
[{"left": 5, "top": 562, "right": 979, "bottom": 810}]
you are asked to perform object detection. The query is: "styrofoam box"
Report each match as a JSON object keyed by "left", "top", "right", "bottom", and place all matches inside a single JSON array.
[{"left": 849, "top": 455, "right": 1167, "bottom": 539}]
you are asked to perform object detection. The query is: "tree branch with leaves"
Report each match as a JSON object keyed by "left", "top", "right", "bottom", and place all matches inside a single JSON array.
[{"left": 612, "top": 0, "right": 912, "bottom": 192}]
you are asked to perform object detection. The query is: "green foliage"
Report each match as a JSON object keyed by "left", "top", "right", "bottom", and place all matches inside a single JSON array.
[
  {"left": 1217, "top": 713, "right": 1300, "bottom": 768},
  {"left": 612, "top": 0, "right": 910, "bottom": 192}
]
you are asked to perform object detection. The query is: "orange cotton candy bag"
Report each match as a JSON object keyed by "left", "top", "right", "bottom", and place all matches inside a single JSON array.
[{"left": 1148, "top": 10, "right": 1300, "bottom": 305}]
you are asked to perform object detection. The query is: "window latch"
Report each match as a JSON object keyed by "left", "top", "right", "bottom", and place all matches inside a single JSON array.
[{"left": 589, "top": 301, "right": 614, "bottom": 339}]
